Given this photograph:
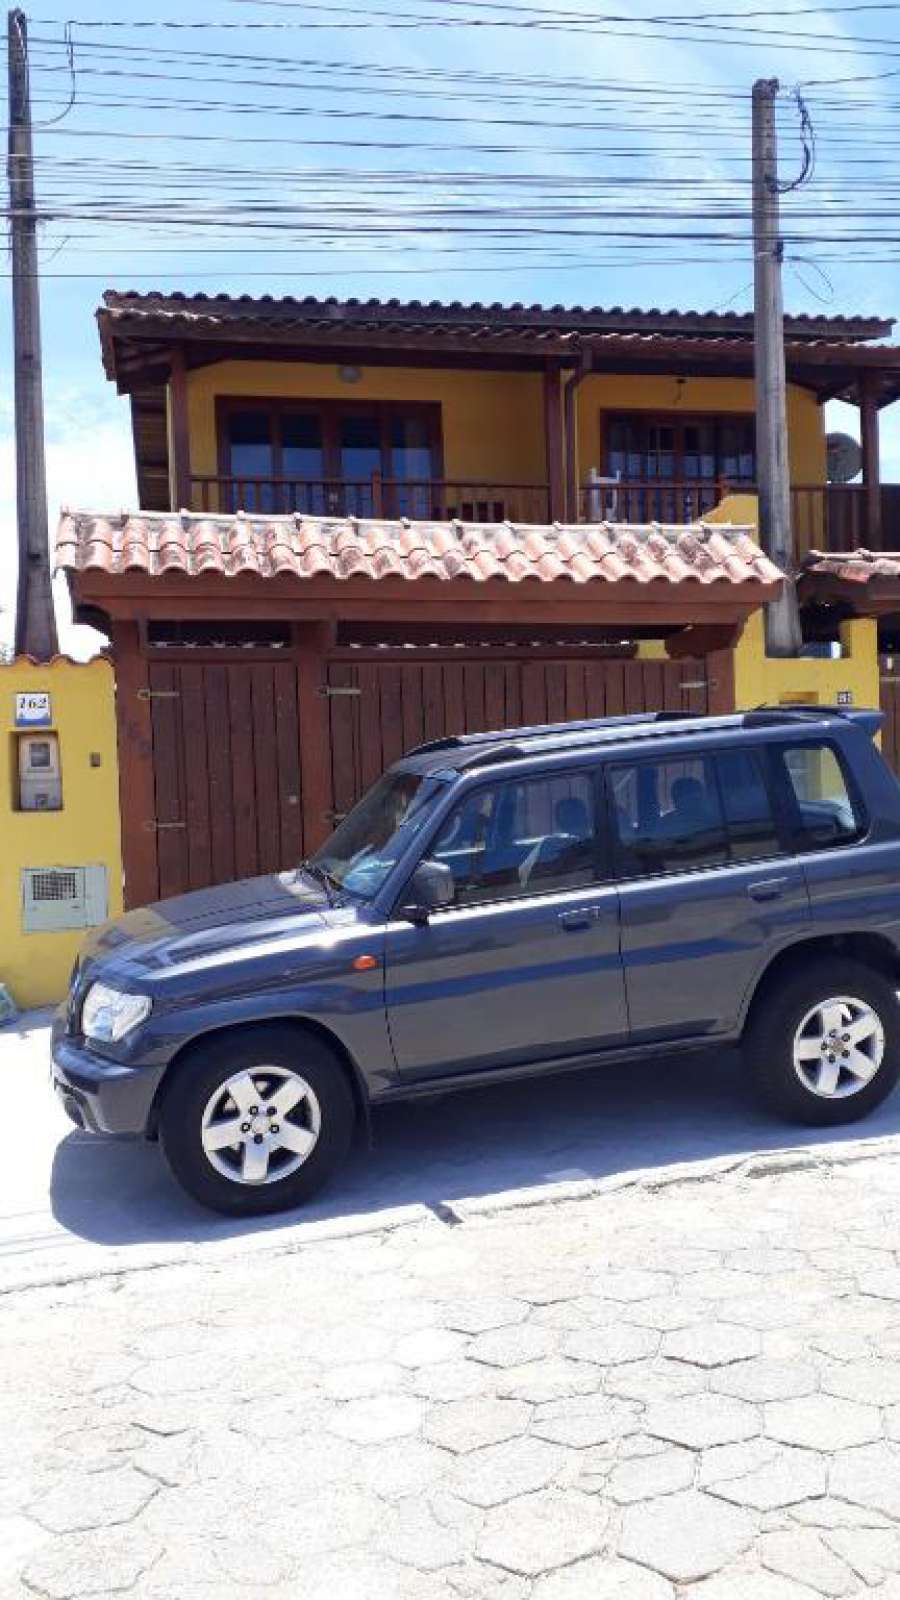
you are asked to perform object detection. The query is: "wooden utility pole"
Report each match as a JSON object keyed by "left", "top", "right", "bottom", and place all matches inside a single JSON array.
[
  {"left": 7, "top": 8, "right": 58, "bottom": 661},
  {"left": 752, "top": 77, "right": 801, "bottom": 657}
]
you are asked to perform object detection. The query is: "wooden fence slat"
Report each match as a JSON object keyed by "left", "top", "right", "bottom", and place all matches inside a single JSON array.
[
  {"left": 227, "top": 667, "right": 258, "bottom": 881},
  {"left": 274, "top": 662, "right": 304, "bottom": 863},
  {"left": 251, "top": 664, "right": 281, "bottom": 874},
  {"left": 148, "top": 662, "right": 187, "bottom": 900},
  {"left": 205, "top": 665, "right": 236, "bottom": 888},
  {"left": 180, "top": 665, "right": 212, "bottom": 891}
]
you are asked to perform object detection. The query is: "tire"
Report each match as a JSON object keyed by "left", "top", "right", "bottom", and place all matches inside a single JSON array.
[
  {"left": 744, "top": 957, "right": 900, "bottom": 1126},
  {"left": 158, "top": 1025, "right": 356, "bottom": 1215}
]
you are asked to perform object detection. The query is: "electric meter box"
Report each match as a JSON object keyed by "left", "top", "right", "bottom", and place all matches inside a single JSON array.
[{"left": 18, "top": 733, "right": 62, "bottom": 811}]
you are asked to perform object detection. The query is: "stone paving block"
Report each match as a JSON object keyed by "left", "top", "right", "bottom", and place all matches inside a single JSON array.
[
  {"left": 322, "top": 1360, "right": 406, "bottom": 1399},
  {"left": 765, "top": 1396, "right": 881, "bottom": 1452},
  {"left": 622, "top": 1296, "right": 708, "bottom": 1332},
  {"left": 789, "top": 1498, "right": 894, "bottom": 1531},
  {"left": 532, "top": 1555, "right": 675, "bottom": 1598},
  {"left": 469, "top": 1326, "right": 558, "bottom": 1369},
  {"left": 495, "top": 1358, "right": 601, "bottom": 1405},
  {"left": 564, "top": 1325, "right": 659, "bottom": 1367},
  {"left": 354, "top": 1438, "right": 450, "bottom": 1499},
  {"left": 825, "top": 1527, "right": 900, "bottom": 1586},
  {"left": 681, "top": 1573, "right": 833, "bottom": 1599},
  {"left": 594, "top": 1269, "right": 673, "bottom": 1303},
  {"left": 830, "top": 1442, "right": 900, "bottom": 1520},
  {"left": 447, "top": 1558, "right": 531, "bottom": 1599},
  {"left": 450, "top": 1436, "right": 568, "bottom": 1508},
  {"left": 22, "top": 1528, "right": 163, "bottom": 1599},
  {"left": 858, "top": 1269, "right": 900, "bottom": 1302},
  {"left": 408, "top": 1361, "right": 500, "bottom": 1404},
  {"left": 424, "top": 1398, "right": 532, "bottom": 1454},
  {"left": 760, "top": 1529, "right": 860, "bottom": 1597},
  {"left": 605, "top": 1359, "right": 708, "bottom": 1404},
  {"left": 606, "top": 1446, "right": 695, "bottom": 1504},
  {"left": 533, "top": 1394, "right": 639, "bottom": 1449},
  {"left": 394, "top": 1329, "right": 467, "bottom": 1369},
  {"left": 477, "top": 1489, "right": 607, "bottom": 1577},
  {"left": 663, "top": 1323, "right": 761, "bottom": 1368},
  {"left": 644, "top": 1393, "right": 760, "bottom": 1450},
  {"left": 330, "top": 1393, "right": 425, "bottom": 1444},
  {"left": 617, "top": 1488, "right": 756, "bottom": 1582},
  {"left": 27, "top": 1464, "right": 157, "bottom": 1534},
  {"left": 379, "top": 1497, "right": 469, "bottom": 1571},
  {"left": 706, "top": 1444, "right": 828, "bottom": 1511},
  {"left": 711, "top": 1359, "right": 818, "bottom": 1404},
  {"left": 821, "top": 1360, "right": 900, "bottom": 1408}
]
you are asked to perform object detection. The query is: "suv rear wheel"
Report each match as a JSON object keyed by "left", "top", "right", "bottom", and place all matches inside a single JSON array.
[
  {"left": 745, "top": 957, "right": 900, "bottom": 1125},
  {"left": 159, "top": 1026, "right": 356, "bottom": 1215}
]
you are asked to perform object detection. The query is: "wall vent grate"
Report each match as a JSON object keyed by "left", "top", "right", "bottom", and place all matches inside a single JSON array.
[
  {"left": 21, "top": 866, "right": 108, "bottom": 933},
  {"left": 30, "top": 870, "right": 80, "bottom": 905}
]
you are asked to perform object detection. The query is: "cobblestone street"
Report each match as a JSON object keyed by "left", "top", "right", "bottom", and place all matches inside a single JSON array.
[{"left": 3, "top": 1138, "right": 900, "bottom": 1599}]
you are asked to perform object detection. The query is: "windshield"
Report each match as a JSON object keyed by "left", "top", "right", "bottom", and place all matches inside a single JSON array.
[{"left": 310, "top": 770, "right": 444, "bottom": 899}]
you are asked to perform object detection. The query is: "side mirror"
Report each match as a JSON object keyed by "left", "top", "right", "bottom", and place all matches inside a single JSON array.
[{"left": 400, "top": 859, "right": 455, "bottom": 925}]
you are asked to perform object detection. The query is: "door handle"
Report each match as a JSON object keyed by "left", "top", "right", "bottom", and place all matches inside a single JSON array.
[
  {"left": 558, "top": 907, "right": 597, "bottom": 930},
  {"left": 747, "top": 877, "right": 789, "bottom": 901}
]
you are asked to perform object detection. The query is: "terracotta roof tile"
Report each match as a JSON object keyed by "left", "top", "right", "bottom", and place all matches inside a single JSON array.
[
  {"left": 57, "top": 511, "right": 782, "bottom": 593},
  {"left": 801, "top": 549, "right": 900, "bottom": 585}
]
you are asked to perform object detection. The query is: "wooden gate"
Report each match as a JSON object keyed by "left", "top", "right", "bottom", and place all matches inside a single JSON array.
[
  {"left": 324, "top": 651, "right": 710, "bottom": 826},
  {"left": 146, "top": 659, "right": 305, "bottom": 902},
  {"left": 136, "top": 649, "right": 712, "bottom": 903}
]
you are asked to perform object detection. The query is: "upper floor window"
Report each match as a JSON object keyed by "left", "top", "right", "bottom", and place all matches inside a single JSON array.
[
  {"left": 605, "top": 413, "right": 756, "bottom": 520},
  {"left": 219, "top": 400, "right": 442, "bottom": 516}
]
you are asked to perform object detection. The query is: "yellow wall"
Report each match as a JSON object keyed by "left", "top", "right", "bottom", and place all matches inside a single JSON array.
[
  {"left": 178, "top": 361, "right": 828, "bottom": 507},
  {"left": 0, "top": 659, "right": 123, "bottom": 1008},
  {"left": 183, "top": 360, "right": 547, "bottom": 492},
  {"left": 733, "top": 611, "right": 880, "bottom": 713},
  {"left": 575, "top": 374, "right": 826, "bottom": 492}
]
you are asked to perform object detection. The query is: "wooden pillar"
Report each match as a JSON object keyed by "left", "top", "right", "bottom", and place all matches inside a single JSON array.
[
  {"left": 860, "top": 371, "right": 882, "bottom": 548},
  {"left": 295, "top": 620, "right": 337, "bottom": 854},
  {"left": 169, "top": 347, "right": 192, "bottom": 511},
  {"left": 543, "top": 361, "right": 565, "bottom": 522},
  {"left": 563, "top": 353, "right": 591, "bottom": 522},
  {"left": 108, "top": 621, "right": 159, "bottom": 910}
]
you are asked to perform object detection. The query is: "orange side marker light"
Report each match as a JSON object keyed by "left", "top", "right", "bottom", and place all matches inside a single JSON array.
[{"left": 352, "top": 954, "right": 380, "bottom": 972}]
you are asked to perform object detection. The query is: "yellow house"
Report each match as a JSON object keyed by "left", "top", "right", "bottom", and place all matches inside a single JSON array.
[{"left": 98, "top": 292, "right": 900, "bottom": 559}]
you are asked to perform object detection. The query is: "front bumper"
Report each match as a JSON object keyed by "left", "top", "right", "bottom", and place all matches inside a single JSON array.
[{"left": 51, "top": 1017, "right": 165, "bottom": 1136}]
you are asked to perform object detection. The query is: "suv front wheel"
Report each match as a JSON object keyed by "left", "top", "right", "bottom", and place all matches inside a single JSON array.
[
  {"left": 745, "top": 957, "right": 900, "bottom": 1125},
  {"left": 159, "top": 1026, "right": 356, "bottom": 1215}
]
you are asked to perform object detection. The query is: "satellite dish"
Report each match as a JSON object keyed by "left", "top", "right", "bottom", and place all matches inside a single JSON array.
[{"left": 827, "top": 432, "right": 863, "bottom": 484}]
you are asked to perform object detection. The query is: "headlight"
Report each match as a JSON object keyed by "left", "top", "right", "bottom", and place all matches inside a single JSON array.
[{"left": 81, "top": 983, "right": 151, "bottom": 1043}]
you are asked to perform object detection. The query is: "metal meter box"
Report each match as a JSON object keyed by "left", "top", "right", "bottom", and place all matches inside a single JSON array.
[
  {"left": 18, "top": 733, "right": 62, "bottom": 811},
  {"left": 21, "top": 865, "right": 108, "bottom": 934}
]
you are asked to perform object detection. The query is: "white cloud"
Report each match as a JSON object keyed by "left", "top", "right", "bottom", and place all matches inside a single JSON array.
[{"left": 0, "top": 387, "right": 135, "bottom": 659}]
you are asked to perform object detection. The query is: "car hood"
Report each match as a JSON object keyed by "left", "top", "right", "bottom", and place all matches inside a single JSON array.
[{"left": 79, "top": 870, "right": 337, "bottom": 981}]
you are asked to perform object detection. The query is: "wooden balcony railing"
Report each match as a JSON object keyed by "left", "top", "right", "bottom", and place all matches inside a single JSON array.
[
  {"left": 188, "top": 473, "right": 893, "bottom": 556},
  {"left": 190, "top": 475, "right": 551, "bottom": 525},
  {"left": 577, "top": 479, "right": 728, "bottom": 525}
]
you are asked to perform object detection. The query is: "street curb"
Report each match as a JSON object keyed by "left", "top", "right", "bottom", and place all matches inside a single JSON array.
[{"left": 4, "top": 1130, "right": 897, "bottom": 1298}]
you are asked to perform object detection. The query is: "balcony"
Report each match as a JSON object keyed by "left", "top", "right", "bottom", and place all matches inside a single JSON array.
[{"left": 187, "top": 474, "right": 894, "bottom": 558}]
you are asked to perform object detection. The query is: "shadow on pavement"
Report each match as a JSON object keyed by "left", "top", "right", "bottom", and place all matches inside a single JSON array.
[{"left": 49, "top": 1047, "right": 900, "bottom": 1250}]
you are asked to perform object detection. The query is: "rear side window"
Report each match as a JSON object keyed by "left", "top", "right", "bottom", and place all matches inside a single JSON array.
[
  {"left": 777, "top": 742, "right": 862, "bottom": 848},
  {"left": 610, "top": 755, "right": 729, "bottom": 876},
  {"left": 609, "top": 746, "right": 782, "bottom": 878},
  {"left": 717, "top": 747, "right": 780, "bottom": 861}
]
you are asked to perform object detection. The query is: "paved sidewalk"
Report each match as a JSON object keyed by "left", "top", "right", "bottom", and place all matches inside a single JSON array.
[{"left": 2, "top": 1132, "right": 900, "bottom": 1598}]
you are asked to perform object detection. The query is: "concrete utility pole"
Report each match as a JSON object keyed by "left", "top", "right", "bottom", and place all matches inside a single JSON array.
[
  {"left": 751, "top": 77, "right": 802, "bottom": 658},
  {"left": 7, "top": 7, "right": 58, "bottom": 661}
]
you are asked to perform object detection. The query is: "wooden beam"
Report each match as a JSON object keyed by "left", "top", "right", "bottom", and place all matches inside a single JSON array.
[
  {"left": 543, "top": 361, "right": 565, "bottom": 521},
  {"left": 168, "top": 348, "right": 191, "bottom": 510},
  {"left": 294, "top": 620, "right": 337, "bottom": 854},
  {"left": 860, "top": 370, "right": 882, "bottom": 547},
  {"left": 665, "top": 623, "right": 740, "bottom": 659},
  {"left": 108, "top": 621, "right": 159, "bottom": 910}
]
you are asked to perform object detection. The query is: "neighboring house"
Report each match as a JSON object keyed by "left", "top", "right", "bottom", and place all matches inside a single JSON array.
[
  {"left": 96, "top": 292, "right": 900, "bottom": 554},
  {"left": 56, "top": 291, "right": 900, "bottom": 908}
]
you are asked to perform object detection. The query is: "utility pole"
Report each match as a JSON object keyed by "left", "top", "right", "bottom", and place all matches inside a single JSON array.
[
  {"left": 7, "top": 8, "right": 57, "bottom": 661},
  {"left": 752, "top": 77, "right": 801, "bottom": 657}
]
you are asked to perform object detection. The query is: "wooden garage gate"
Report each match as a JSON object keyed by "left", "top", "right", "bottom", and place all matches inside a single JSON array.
[
  {"left": 881, "top": 654, "right": 900, "bottom": 775},
  {"left": 143, "top": 649, "right": 711, "bottom": 902}
]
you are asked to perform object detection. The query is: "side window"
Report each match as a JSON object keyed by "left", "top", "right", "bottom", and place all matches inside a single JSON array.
[
  {"left": 609, "top": 756, "right": 728, "bottom": 877},
  {"left": 716, "top": 747, "right": 781, "bottom": 861},
  {"left": 777, "top": 742, "right": 862, "bottom": 848},
  {"left": 429, "top": 771, "right": 597, "bottom": 907}
]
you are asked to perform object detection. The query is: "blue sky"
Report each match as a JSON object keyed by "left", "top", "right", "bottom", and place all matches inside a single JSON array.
[{"left": 3, "top": 0, "right": 900, "bottom": 648}]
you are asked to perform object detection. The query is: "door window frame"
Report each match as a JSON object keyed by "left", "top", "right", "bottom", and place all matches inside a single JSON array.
[
  {"left": 392, "top": 765, "right": 611, "bottom": 916},
  {"left": 216, "top": 396, "right": 444, "bottom": 495}
]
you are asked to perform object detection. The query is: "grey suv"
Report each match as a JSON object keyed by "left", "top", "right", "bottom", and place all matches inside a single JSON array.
[{"left": 52, "top": 707, "right": 900, "bottom": 1214}]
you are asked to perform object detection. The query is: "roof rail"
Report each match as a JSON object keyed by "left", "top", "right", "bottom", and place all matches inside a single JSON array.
[{"left": 408, "top": 710, "right": 695, "bottom": 757}]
